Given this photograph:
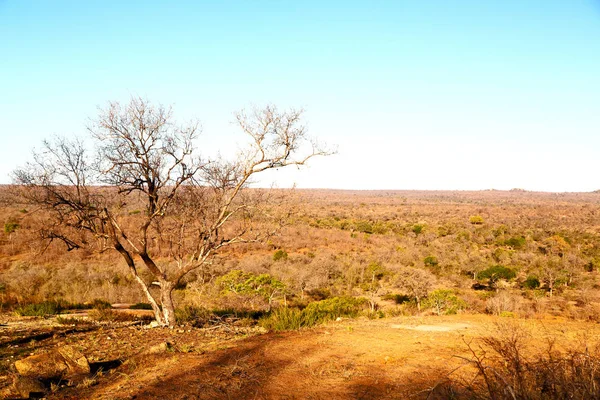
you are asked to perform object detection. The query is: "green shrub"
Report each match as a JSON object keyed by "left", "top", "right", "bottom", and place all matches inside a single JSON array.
[
  {"left": 478, "top": 265, "right": 517, "bottom": 283},
  {"left": 259, "top": 307, "right": 306, "bottom": 331},
  {"left": 522, "top": 276, "right": 540, "bottom": 289},
  {"left": 259, "top": 296, "right": 366, "bottom": 331},
  {"left": 469, "top": 215, "right": 485, "bottom": 225},
  {"left": 504, "top": 236, "right": 526, "bottom": 249},
  {"left": 302, "top": 296, "right": 365, "bottom": 321},
  {"left": 15, "top": 300, "right": 68, "bottom": 316},
  {"left": 217, "top": 270, "right": 286, "bottom": 309},
  {"left": 355, "top": 221, "right": 373, "bottom": 234},
  {"left": 273, "top": 250, "right": 288, "bottom": 262},
  {"left": 4, "top": 222, "right": 19, "bottom": 234},
  {"left": 90, "top": 299, "right": 112, "bottom": 310},
  {"left": 130, "top": 302, "right": 153, "bottom": 310},
  {"left": 424, "top": 289, "right": 465, "bottom": 316},
  {"left": 412, "top": 224, "right": 424, "bottom": 235},
  {"left": 381, "top": 294, "right": 411, "bottom": 304},
  {"left": 424, "top": 256, "right": 439, "bottom": 267}
]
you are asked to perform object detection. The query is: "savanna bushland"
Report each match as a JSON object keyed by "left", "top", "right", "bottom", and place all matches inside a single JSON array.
[{"left": 3, "top": 102, "right": 600, "bottom": 399}]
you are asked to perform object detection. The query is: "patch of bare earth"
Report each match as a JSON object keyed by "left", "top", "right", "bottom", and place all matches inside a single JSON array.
[{"left": 3, "top": 314, "right": 600, "bottom": 399}]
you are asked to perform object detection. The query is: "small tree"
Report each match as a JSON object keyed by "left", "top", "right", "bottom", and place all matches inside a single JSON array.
[
  {"left": 13, "top": 98, "right": 330, "bottom": 327},
  {"left": 395, "top": 267, "right": 436, "bottom": 311}
]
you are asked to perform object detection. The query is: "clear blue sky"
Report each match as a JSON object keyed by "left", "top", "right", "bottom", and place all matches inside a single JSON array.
[{"left": 1, "top": 0, "right": 600, "bottom": 191}]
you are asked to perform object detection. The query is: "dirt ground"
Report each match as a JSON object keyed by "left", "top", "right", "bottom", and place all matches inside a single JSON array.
[{"left": 3, "top": 314, "right": 600, "bottom": 399}]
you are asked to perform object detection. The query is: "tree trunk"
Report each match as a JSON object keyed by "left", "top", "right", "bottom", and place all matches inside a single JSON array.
[
  {"left": 159, "top": 280, "right": 176, "bottom": 328},
  {"left": 132, "top": 275, "right": 165, "bottom": 326}
]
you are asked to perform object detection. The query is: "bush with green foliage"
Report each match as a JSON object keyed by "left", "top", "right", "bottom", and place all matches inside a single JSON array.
[
  {"left": 130, "top": 302, "right": 153, "bottom": 310},
  {"left": 423, "top": 256, "right": 439, "bottom": 267},
  {"left": 15, "top": 300, "right": 67, "bottom": 316},
  {"left": 14, "top": 298, "right": 112, "bottom": 316},
  {"left": 273, "top": 249, "right": 288, "bottom": 261},
  {"left": 217, "top": 270, "right": 286, "bottom": 310},
  {"left": 381, "top": 294, "right": 411, "bottom": 304},
  {"left": 412, "top": 224, "right": 424, "bottom": 235},
  {"left": 478, "top": 265, "right": 517, "bottom": 283},
  {"left": 504, "top": 236, "right": 526, "bottom": 249},
  {"left": 4, "top": 222, "right": 19, "bottom": 235},
  {"left": 469, "top": 215, "right": 485, "bottom": 225},
  {"left": 259, "top": 296, "right": 366, "bottom": 331},
  {"left": 424, "top": 289, "right": 465, "bottom": 315},
  {"left": 522, "top": 276, "right": 541, "bottom": 289}
]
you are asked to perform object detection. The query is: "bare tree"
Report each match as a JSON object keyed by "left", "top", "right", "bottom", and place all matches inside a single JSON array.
[{"left": 13, "top": 98, "right": 330, "bottom": 327}]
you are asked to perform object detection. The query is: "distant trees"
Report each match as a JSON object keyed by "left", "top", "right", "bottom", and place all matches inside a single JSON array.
[{"left": 13, "top": 98, "right": 330, "bottom": 327}]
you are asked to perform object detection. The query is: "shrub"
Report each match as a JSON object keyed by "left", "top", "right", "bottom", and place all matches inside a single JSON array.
[
  {"left": 423, "top": 256, "right": 439, "bottom": 267},
  {"left": 259, "top": 307, "right": 306, "bottom": 331},
  {"left": 303, "top": 296, "right": 365, "bottom": 321},
  {"left": 522, "top": 276, "right": 540, "bottom": 289},
  {"left": 217, "top": 270, "right": 286, "bottom": 310},
  {"left": 130, "top": 302, "right": 153, "bottom": 310},
  {"left": 90, "top": 299, "right": 112, "bottom": 310},
  {"left": 4, "top": 222, "right": 19, "bottom": 235},
  {"left": 355, "top": 220, "right": 373, "bottom": 234},
  {"left": 175, "top": 305, "right": 213, "bottom": 326},
  {"left": 505, "top": 236, "right": 526, "bottom": 249},
  {"left": 273, "top": 250, "right": 288, "bottom": 262},
  {"left": 412, "top": 224, "right": 424, "bottom": 235},
  {"left": 444, "top": 324, "right": 600, "bottom": 399},
  {"left": 381, "top": 294, "right": 411, "bottom": 304},
  {"left": 469, "top": 215, "right": 485, "bottom": 225},
  {"left": 14, "top": 300, "right": 68, "bottom": 316},
  {"left": 424, "top": 289, "right": 465, "bottom": 315},
  {"left": 478, "top": 265, "right": 516, "bottom": 283},
  {"left": 259, "top": 296, "right": 366, "bottom": 331},
  {"left": 486, "top": 291, "right": 523, "bottom": 315}
]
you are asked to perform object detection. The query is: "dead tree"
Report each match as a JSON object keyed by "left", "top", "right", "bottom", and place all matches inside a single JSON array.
[{"left": 13, "top": 98, "right": 330, "bottom": 327}]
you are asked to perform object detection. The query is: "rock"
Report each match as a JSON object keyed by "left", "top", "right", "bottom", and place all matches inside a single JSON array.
[
  {"left": 15, "top": 352, "right": 68, "bottom": 379},
  {"left": 58, "top": 345, "right": 90, "bottom": 375},
  {"left": 145, "top": 341, "right": 173, "bottom": 354},
  {"left": 13, "top": 376, "right": 46, "bottom": 398},
  {"left": 147, "top": 321, "right": 161, "bottom": 329},
  {"left": 15, "top": 345, "right": 89, "bottom": 379}
]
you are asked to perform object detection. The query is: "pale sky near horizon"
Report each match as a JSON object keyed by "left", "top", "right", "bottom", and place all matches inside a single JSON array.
[{"left": 1, "top": 1, "right": 599, "bottom": 192}]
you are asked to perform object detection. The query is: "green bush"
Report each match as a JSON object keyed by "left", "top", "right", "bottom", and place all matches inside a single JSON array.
[
  {"left": 14, "top": 300, "right": 70, "bottom": 316},
  {"left": 424, "top": 256, "right": 439, "bottom": 267},
  {"left": 412, "top": 224, "right": 424, "bottom": 235},
  {"left": 130, "top": 302, "right": 153, "bottom": 310},
  {"left": 469, "top": 215, "right": 485, "bottom": 225},
  {"left": 522, "top": 276, "right": 540, "bottom": 289},
  {"left": 303, "top": 296, "right": 365, "bottom": 321},
  {"left": 504, "top": 236, "right": 526, "bottom": 249},
  {"left": 478, "top": 265, "right": 517, "bottom": 283},
  {"left": 381, "top": 294, "right": 411, "bottom": 304},
  {"left": 259, "top": 296, "right": 366, "bottom": 331},
  {"left": 90, "top": 299, "right": 112, "bottom": 310},
  {"left": 425, "top": 289, "right": 465, "bottom": 315},
  {"left": 273, "top": 250, "right": 288, "bottom": 262},
  {"left": 4, "top": 222, "right": 19, "bottom": 235},
  {"left": 355, "top": 221, "right": 373, "bottom": 234},
  {"left": 259, "top": 307, "right": 306, "bottom": 331}
]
